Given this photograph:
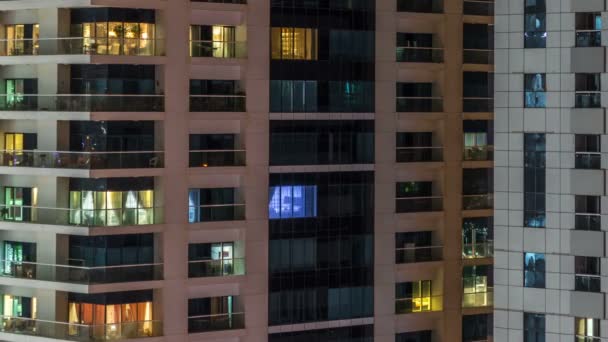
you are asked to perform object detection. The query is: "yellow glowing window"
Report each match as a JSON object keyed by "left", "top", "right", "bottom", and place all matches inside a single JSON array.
[{"left": 271, "top": 27, "right": 318, "bottom": 60}]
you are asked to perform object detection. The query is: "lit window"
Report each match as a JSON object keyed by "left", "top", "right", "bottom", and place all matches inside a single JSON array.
[
  {"left": 395, "top": 280, "right": 433, "bottom": 313},
  {"left": 268, "top": 185, "right": 317, "bottom": 219},
  {"left": 575, "top": 317, "right": 600, "bottom": 341},
  {"left": 271, "top": 27, "right": 318, "bottom": 60}
]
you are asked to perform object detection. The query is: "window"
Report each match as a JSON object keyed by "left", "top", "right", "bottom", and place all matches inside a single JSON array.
[
  {"left": 395, "top": 280, "right": 433, "bottom": 313},
  {"left": 575, "top": 318, "right": 600, "bottom": 342},
  {"left": 395, "top": 231, "right": 437, "bottom": 263},
  {"left": 271, "top": 27, "right": 318, "bottom": 60},
  {"left": 575, "top": 195, "right": 601, "bottom": 231},
  {"left": 524, "top": 0, "right": 546, "bottom": 48},
  {"left": 396, "top": 82, "right": 441, "bottom": 112},
  {"left": 576, "top": 13, "right": 602, "bottom": 47},
  {"left": 524, "top": 312, "right": 545, "bottom": 342},
  {"left": 69, "top": 189, "right": 155, "bottom": 226},
  {"left": 188, "top": 296, "right": 244, "bottom": 332},
  {"left": 524, "top": 73, "right": 546, "bottom": 108},
  {"left": 524, "top": 252, "right": 545, "bottom": 288},
  {"left": 396, "top": 330, "right": 432, "bottom": 342},
  {"left": 524, "top": 133, "right": 546, "bottom": 227},
  {"left": 575, "top": 134, "right": 601, "bottom": 169},
  {"left": 269, "top": 325, "right": 374, "bottom": 342},
  {"left": 462, "top": 265, "right": 493, "bottom": 307},
  {"left": 575, "top": 73, "right": 601, "bottom": 108},
  {"left": 396, "top": 132, "right": 438, "bottom": 162},
  {"left": 3, "top": 241, "right": 36, "bottom": 277},
  {"left": 575, "top": 256, "right": 601, "bottom": 292},
  {"left": 4, "top": 79, "right": 38, "bottom": 110},
  {"left": 5, "top": 24, "right": 39, "bottom": 55},
  {"left": 462, "top": 217, "right": 493, "bottom": 258},
  {"left": 2, "top": 295, "right": 36, "bottom": 319},
  {"left": 268, "top": 185, "right": 318, "bottom": 219},
  {"left": 188, "top": 188, "right": 244, "bottom": 222},
  {"left": 189, "top": 134, "right": 243, "bottom": 167},
  {"left": 462, "top": 314, "right": 492, "bottom": 342},
  {"left": 189, "top": 25, "right": 237, "bottom": 58},
  {"left": 2, "top": 187, "right": 37, "bottom": 222},
  {"left": 188, "top": 242, "right": 241, "bottom": 277}
]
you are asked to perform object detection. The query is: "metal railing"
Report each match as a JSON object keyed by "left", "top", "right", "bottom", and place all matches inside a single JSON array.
[
  {"left": 463, "top": 194, "right": 493, "bottom": 210},
  {"left": 395, "top": 295, "right": 443, "bottom": 314},
  {"left": 463, "top": 0, "right": 494, "bottom": 15},
  {"left": 463, "top": 145, "right": 494, "bottom": 161},
  {"left": 462, "top": 287, "right": 493, "bottom": 308},
  {"left": 188, "top": 312, "right": 245, "bottom": 333},
  {"left": 575, "top": 274, "right": 601, "bottom": 292},
  {"left": 0, "top": 94, "right": 164, "bottom": 112},
  {"left": 396, "top": 146, "right": 443, "bottom": 163},
  {"left": 396, "top": 245, "right": 442, "bottom": 263},
  {"left": 189, "top": 95, "right": 246, "bottom": 112},
  {"left": 0, "top": 150, "right": 163, "bottom": 169},
  {"left": 576, "top": 30, "right": 601, "bottom": 48},
  {"left": 0, "top": 316, "right": 162, "bottom": 341},
  {"left": 189, "top": 150, "right": 246, "bottom": 167},
  {"left": 190, "top": 203, "right": 246, "bottom": 222},
  {"left": 188, "top": 258, "right": 245, "bottom": 278},
  {"left": 396, "top": 97, "right": 443, "bottom": 112},
  {"left": 397, "top": 0, "right": 443, "bottom": 13},
  {"left": 396, "top": 196, "right": 443, "bottom": 213},
  {"left": 575, "top": 336, "right": 602, "bottom": 342},
  {"left": 575, "top": 213, "right": 601, "bottom": 231},
  {"left": 463, "top": 49, "right": 494, "bottom": 64},
  {"left": 0, "top": 260, "right": 163, "bottom": 284},
  {"left": 463, "top": 97, "right": 494, "bottom": 112},
  {"left": 0, "top": 204, "right": 162, "bottom": 227},
  {"left": 396, "top": 46, "right": 444, "bottom": 63},
  {"left": 0, "top": 37, "right": 165, "bottom": 57},
  {"left": 575, "top": 92, "right": 601, "bottom": 108},
  {"left": 190, "top": 40, "right": 247, "bottom": 58},
  {"left": 575, "top": 152, "right": 601, "bottom": 169},
  {"left": 462, "top": 241, "right": 494, "bottom": 259}
]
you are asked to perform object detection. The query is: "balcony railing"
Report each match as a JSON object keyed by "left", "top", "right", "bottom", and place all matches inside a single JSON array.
[
  {"left": 396, "top": 146, "right": 443, "bottom": 163},
  {"left": 0, "top": 260, "right": 163, "bottom": 284},
  {"left": 576, "top": 30, "right": 601, "bottom": 47},
  {"left": 396, "top": 196, "right": 443, "bottom": 213},
  {"left": 575, "top": 213, "right": 601, "bottom": 231},
  {"left": 463, "top": 145, "right": 494, "bottom": 161},
  {"left": 189, "top": 95, "right": 246, "bottom": 112},
  {"left": 396, "top": 46, "right": 444, "bottom": 63},
  {"left": 575, "top": 274, "right": 601, "bottom": 292},
  {"left": 0, "top": 204, "right": 162, "bottom": 227},
  {"left": 189, "top": 150, "right": 246, "bottom": 167},
  {"left": 575, "top": 152, "right": 601, "bottom": 169},
  {"left": 463, "top": 97, "right": 494, "bottom": 112},
  {"left": 397, "top": 0, "right": 443, "bottom": 13},
  {"left": 0, "top": 94, "right": 164, "bottom": 112},
  {"left": 463, "top": 49, "right": 494, "bottom": 64},
  {"left": 462, "top": 194, "right": 493, "bottom": 210},
  {"left": 396, "top": 246, "right": 443, "bottom": 263},
  {"left": 462, "top": 288, "right": 493, "bottom": 308},
  {"left": 188, "top": 312, "right": 245, "bottom": 333},
  {"left": 396, "top": 97, "right": 443, "bottom": 112},
  {"left": 0, "top": 37, "right": 165, "bottom": 56},
  {"left": 462, "top": 241, "right": 494, "bottom": 259},
  {"left": 0, "top": 150, "right": 164, "bottom": 169},
  {"left": 575, "top": 92, "right": 601, "bottom": 108},
  {"left": 190, "top": 203, "right": 246, "bottom": 222},
  {"left": 190, "top": 40, "right": 247, "bottom": 58},
  {"left": 463, "top": 0, "right": 494, "bottom": 15},
  {"left": 188, "top": 258, "right": 245, "bottom": 278},
  {"left": 575, "top": 336, "right": 601, "bottom": 342},
  {"left": 0, "top": 316, "right": 162, "bottom": 341},
  {"left": 395, "top": 295, "right": 443, "bottom": 314}
]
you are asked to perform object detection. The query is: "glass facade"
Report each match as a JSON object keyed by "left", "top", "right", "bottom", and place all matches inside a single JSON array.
[
  {"left": 188, "top": 188, "right": 244, "bottom": 222},
  {"left": 524, "top": 133, "right": 546, "bottom": 228},
  {"left": 524, "top": 252, "right": 545, "bottom": 288},
  {"left": 524, "top": 0, "right": 546, "bottom": 48},
  {"left": 523, "top": 312, "right": 545, "bottom": 342}
]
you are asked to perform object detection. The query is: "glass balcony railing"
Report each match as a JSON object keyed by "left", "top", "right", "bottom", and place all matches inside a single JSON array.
[
  {"left": 0, "top": 205, "right": 163, "bottom": 227},
  {"left": 396, "top": 196, "right": 443, "bottom": 213},
  {"left": 575, "top": 213, "right": 601, "bottom": 231},
  {"left": 396, "top": 246, "right": 442, "bottom": 264},
  {"left": 575, "top": 274, "right": 601, "bottom": 292},
  {"left": 463, "top": 145, "right": 494, "bottom": 161},
  {"left": 190, "top": 40, "right": 247, "bottom": 58},
  {"left": 462, "top": 288, "right": 493, "bottom": 308},
  {"left": 188, "top": 313, "right": 245, "bottom": 333},
  {"left": 0, "top": 150, "right": 163, "bottom": 169},
  {"left": 463, "top": 49, "right": 494, "bottom": 64},
  {"left": 396, "top": 97, "right": 443, "bottom": 112},
  {"left": 462, "top": 241, "right": 494, "bottom": 259},
  {"left": 189, "top": 150, "right": 246, "bottom": 167},
  {"left": 396, "top": 146, "right": 443, "bottom": 163},
  {"left": 576, "top": 31, "right": 601, "bottom": 47},
  {"left": 0, "top": 316, "right": 162, "bottom": 341},
  {"left": 189, "top": 95, "right": 246, "bottom": 112},
  {"left": 188, "top": 258, "right": 245, "bottom": 278},
  {"left": 396, "top": 47, "right": 444, "bottom": 63},
  {"left": 397, "top": 0, "right": 443, "bottom": 13},
  {"left": 575, "top": 152, "right": 601, "bottom": 169},
  {"left": 0, "top": 37, "right": 165, "bottom": 56},
  {"left": 575, "top": 92, "right": 601, "bottom": 108},
  {"left": 395, "top": 296, "right": 443, "bottom": 314},
  {"left": 190, "top": 204, "right": 246, "bottom": 222},
  {"left": 463, "top": 0, "right": 494, "bottom": 15},
  {"left": 0, "top": 260, "right": 163, "bottom": 284},
  {"left": 462, "top": 194, "right": 493, "bottom": 210},
  {"left": 576, "top": 336, "right": 602, "bottom": 342},
  {"left": 0, "top": 94, "right": 164, "bottom": 112},
  {"left": 463, "top": 97, "right": 494, "bottom": 112}
]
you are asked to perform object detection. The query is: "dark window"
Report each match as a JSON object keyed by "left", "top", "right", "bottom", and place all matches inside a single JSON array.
[
  {"left": 575, "top": 256, "right": 601, "bottom": 292},
  {"left": 575, "top": 73, "right": 601, "bottom": 108},
  {"left": 395, "top": 231, "right": 438, "bottom": 263},
  {"left": 189, "top": 134, "right": 244, "bottom": 167},
  {"left": 524, "top": 252, "right": 545, "bottom": 288},
  {"left": 462, "top": 314, "right": 492, "bottom": 342},
  {"left": 396, "top": 330, "right": 432, "bottom": 342},
  {"left": 575, "top": 134, "right": 601, "bottom": 169},
  {"left": 69, "top": 121, "right": 154, "bottom": 152},
  {"left": 188, "top": 296, "right": 244, "bottom": 332},
  {"left": 462, "top": 72, "right": 494, "bottom": 112},
  {"left": 524, "top": 312, "right": 545, "bottom": 342},
  {"left": 269, "top": 325, "right": 374, "bottom": 342},
  {"left": 69, "top": 234, "right": 154, "bottom": 267},
  {"left": 575, "top": 12, "right": 602, "bottom": 47},
  {"left": 70, "top": 65, "right": 156, "bottom": 95},
  {"left": 188, "top": 188, "right": 244, "bottom": 222},
  {"left": 524, "top": 133, "right": 546, "bottom": 227},
  {"left": 575, "top": 195, "right": 601, "bottom": 231},
  {"left": 524, "top": 0, "right": 546, "bottom": 48},
  {"left": 524, "top": 73, "right": 546, "bottom": 108}
]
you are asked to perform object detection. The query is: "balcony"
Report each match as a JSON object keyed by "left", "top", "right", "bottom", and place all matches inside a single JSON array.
[
  {"left": 188, "top": 258, "right": 245, "bottom": 278},
  {"left": 575, "top": 213, "right": 601, "bottom": 231},
  {"left": 396, "top": 146, "right": 443, "bottom": 163},
  {"left": 575, "top": 152, "right": 601, "bottom": 169},
  {"left": 396, "top": 97, "right": 443, "bottom": 112},
  {"left": 0, "top": 94, "right": 164, "bottom": 112},
  {"left": 463, "top": 49, "right": 494, "bottom": 64},
  {"left": 0, "top": 37, "right": 165, "bottom": 57},
  {"left": 396, "top": 47, "right": 444, "bottom": 63},
  {"left": 463, "top": 97, "right": 494, "bottom": 112},
  {"left": 190, "top": 40, "right": 247, "bottom": 59},
  {"left": 463, "top": 145, "right": 494, "bottom": 161},
  {"left": 190, "top": 203, "right": 245, "bottom": 222},
  {"left": 188, "top": 312, "right": 245, "bottom": 333},
  {"left": 396, "top": 196, "right": 443, "bottom": 213},
  {"left": 463, "top": 0, "right": 494, "bottom": 15},
  {"left": 189, "top": 95, "right": 246, "bottom": 112},
  {"left": 462, "top": 194, "right": 493, "bottom": 210},
  {"left": 189, "top": 149, "right": 246, "bottom": 167},
  {"left": 462, "top": 287, "right": 493, "bottom": 308},
  {"left": 395, "top": 296, "right": 443, "bottom": 314},
  {"left": 462, "top": 241, "right": 493, "bottom": 259},
  {"left": 0, "top": 260, "right": 163, "bottom": 285},
  {"left": 397, "top": 0, "right": 443, "bottom": 13},
  {"left": 0, "top": 150, "right": 163, "bottom": 170},
  {"left": 575, "top": 274, "right": 601, "bottom": 292},
  {"left": 0, "top": 316, "right": 162, "bottom": 341},
  {"left": 396, "top": 246, "right": 442, "bottom": 264}
]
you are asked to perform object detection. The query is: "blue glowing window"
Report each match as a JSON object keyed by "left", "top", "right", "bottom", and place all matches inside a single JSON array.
[{"left": 269, "top": 185, "right": 317, "bottom": 219}]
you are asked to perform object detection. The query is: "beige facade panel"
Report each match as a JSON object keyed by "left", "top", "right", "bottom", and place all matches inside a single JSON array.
[
  {"left": 570, "top": 108, "right": 605, "bottom": 135},
  {"left": 571, "top": 47, "right": 606, "bottom": 73}
]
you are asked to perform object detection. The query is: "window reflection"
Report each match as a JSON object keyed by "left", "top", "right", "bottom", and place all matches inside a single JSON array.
[{"left": 69, "top": 190, "right": 154, "bottom": 226}]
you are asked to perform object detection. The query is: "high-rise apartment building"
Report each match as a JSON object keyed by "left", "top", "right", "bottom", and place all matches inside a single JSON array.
[
  {"left": 495, "top": 0, "right": 606, "bottom": 341},
  {"left": 0, "top": 0, "right": 493, "bottom": 341}
]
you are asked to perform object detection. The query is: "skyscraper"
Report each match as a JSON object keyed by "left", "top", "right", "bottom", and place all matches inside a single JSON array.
[{"left": 0, "top": 0, "right": 494, "bottom": 341}]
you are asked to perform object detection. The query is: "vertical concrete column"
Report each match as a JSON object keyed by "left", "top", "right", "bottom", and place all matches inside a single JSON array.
[{"left": 161, "top": 1, "right": 190, "bottom": 339}]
